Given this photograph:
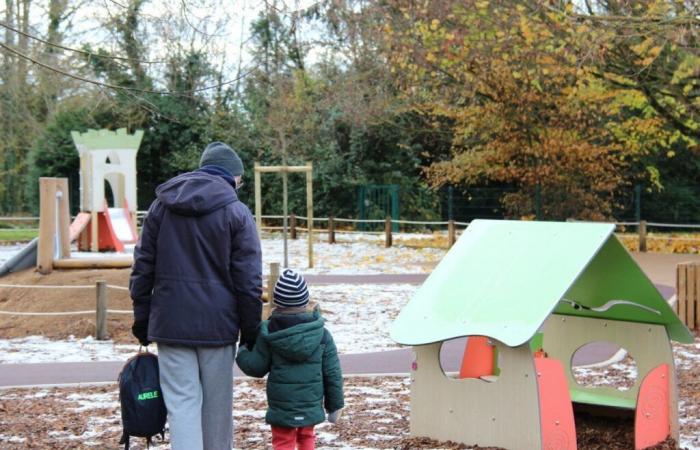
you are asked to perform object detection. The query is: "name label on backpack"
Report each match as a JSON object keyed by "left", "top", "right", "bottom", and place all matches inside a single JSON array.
[{"left": 137, "top": 390, "right": 160, "bottom": 401}]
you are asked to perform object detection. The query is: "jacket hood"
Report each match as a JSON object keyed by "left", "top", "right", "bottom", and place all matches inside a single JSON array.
[
  {"left": 263, "top": 309, "right": 325, "bottom": 362},
  {"left": 156, "top": 171, "right": 238, "bottom": 216}
]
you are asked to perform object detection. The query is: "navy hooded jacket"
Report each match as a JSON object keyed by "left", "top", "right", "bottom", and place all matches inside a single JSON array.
[{"left": 129, "top": 170, "right": 263, "bottom": 346}]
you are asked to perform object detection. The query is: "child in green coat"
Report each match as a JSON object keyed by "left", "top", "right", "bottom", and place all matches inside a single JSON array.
[{"left": 236, "top": 268, "right": 344, "bottom": 450}]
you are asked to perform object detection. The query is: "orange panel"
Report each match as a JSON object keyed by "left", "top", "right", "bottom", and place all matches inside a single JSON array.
[
  {"left": 635, "top": 364, "right": 670, "bottom": 449},
  {"left": 535, "top": 357, "right": 577, "bottom": 450},
  {"left": 80, "top": 212, "right": 124, "bottom": 252},
  {"left": 459, "top": 336, "right": 494, "bottom": 379},
  {"left": 99, "top": 211, "right": 125, "bottom": 252}
]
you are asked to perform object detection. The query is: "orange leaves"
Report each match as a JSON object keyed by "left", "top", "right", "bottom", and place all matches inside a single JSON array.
[{"left": 379, "top": 0, "right": 657, "bottom": 219}]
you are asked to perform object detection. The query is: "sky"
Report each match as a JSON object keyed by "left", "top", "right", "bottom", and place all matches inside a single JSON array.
[
  {"left": 0, "top": 0, "right": 323, "bottom": 92},
  {"left": 72, "top": 0, "right": 322, "bottom": 84}
]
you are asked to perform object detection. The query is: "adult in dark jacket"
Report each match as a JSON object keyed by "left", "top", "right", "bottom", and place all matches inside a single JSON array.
[
  {"left": 236, "top": 269, "right": 344, "bottom": 450},
  {"left": 129, "top": 141, "right": 262, "bottom": 450}
]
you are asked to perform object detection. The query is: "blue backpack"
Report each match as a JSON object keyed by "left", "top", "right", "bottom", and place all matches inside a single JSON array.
[{"left": 118, "top": 351, "right": 167, "bottom": 449}]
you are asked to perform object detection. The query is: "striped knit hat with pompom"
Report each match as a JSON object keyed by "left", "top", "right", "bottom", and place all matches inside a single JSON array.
[{"left": 273, "top": 269, "right": 310, "bottom": 308}]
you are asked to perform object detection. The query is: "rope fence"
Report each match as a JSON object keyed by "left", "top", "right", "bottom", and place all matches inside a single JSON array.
[
  {"left": 4, "top": 214, "right": 700, "bottom": 257},
  {"left": 0, "top": 284, "right": 127, "bottom": 290},
  {"left": 0, "top": 281, "right": 131, "bottom": 338},
  {"left": 0, "top": 309, "right": 131, "bottom": 316},
  {"left": 251, "top": 215, "right": 700, "bottom": 253}
]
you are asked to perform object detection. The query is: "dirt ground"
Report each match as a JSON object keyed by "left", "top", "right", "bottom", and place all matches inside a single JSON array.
[
  {"left": 0, "top": 369, "right": 694, "bottom": 450},
  {"left": 0, "top": 269, "right": 135, "bottom": 343}
]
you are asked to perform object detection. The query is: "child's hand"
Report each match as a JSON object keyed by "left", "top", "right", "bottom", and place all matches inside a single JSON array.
[{"left": 327, "top": 409, "right": 343, "bottom": 424}]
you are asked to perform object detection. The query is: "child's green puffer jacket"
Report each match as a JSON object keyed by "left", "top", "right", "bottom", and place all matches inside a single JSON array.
[{"left": 236, "top": 307, "right": 344, "bottom": 428}]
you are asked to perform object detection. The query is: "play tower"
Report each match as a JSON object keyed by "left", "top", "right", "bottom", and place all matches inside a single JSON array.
[{"left": 71, "top": 128, "right": 142, "bottom": 252}]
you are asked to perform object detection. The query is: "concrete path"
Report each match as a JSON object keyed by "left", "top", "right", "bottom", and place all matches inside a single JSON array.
[
  {"left": 0, "top": 337, "right": 625, "bottom": 388},
  {"left": 305, "top": 273, "right": 427, "bottom": 285},
  {"left": 304, "top": 252, "right": 695, "bottom": 290},
  {"left": 631, "top": 252, "right": 700, "bottom": 287}
]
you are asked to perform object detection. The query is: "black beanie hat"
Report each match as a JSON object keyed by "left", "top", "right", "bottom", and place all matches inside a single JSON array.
[{"left": 199, "top": 142, "right": 244, "bottom": 176}]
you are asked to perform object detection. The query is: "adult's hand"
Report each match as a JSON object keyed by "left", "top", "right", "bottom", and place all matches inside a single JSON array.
[
  {"left": 131, "top": 320, "right": 151, "bottom": 346},
  {"left": 240, "top": 329, "right": 257, "bottom": 350}
]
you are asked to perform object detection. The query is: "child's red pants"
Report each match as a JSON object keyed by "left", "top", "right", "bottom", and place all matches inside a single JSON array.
[{"left": 271, "top": 425, "right": 315, "bottom": 450}]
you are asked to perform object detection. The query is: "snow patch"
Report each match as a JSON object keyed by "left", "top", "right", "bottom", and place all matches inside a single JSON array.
[{"left": 0, "top": 335, "right": 143, "bottom": 364}]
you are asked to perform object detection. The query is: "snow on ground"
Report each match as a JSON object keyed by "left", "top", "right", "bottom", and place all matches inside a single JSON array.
[
  {"left": 571, "top": 354, "right": 638, "bottom": 391},
  {"left": 260, "top": 231, "right": 445, "bottom": 274},
  {"left": 0, "top": 232, "right": 447, "bottom": 275},
  {"left": 313, "top": 284, "right": 415, "bottom": 354},
  {"left": 0, "top": 283, "right": 418, "bottom": 363},
  {"left": 0, "top": 335, "right": 141, "bottom": 364}
]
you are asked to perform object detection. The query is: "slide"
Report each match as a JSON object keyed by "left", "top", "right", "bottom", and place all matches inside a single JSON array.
[
  {"left": 107, "top": 208, "right": 138, "bottom": 244},
  {"left": 0, "top": 238, "right": 38, "bottom": 277},
  {"left": 77, "top": 206, "right": 137, "bottom": 252},
  {"left": 0, "top": 213, "right": 92, "bottom": 278}
]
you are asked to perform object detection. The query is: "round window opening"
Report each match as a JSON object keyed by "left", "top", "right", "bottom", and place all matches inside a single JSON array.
[{"left": 571, "top": 341, "right": 637, "bottom": 391}]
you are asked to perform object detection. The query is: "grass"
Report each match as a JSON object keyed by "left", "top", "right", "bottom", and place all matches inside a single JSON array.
[{"left": 0, "top": 229, "right": 38, "bottom": 242}]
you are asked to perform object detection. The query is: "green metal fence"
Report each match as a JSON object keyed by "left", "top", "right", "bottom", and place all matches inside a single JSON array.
[{"left": 358, "top": 184, "right": 399, "bottom": 231}]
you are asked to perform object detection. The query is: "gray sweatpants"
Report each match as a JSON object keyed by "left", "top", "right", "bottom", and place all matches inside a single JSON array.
[{"left": 158, "top": 343, "right": 236, "bottom": 450}]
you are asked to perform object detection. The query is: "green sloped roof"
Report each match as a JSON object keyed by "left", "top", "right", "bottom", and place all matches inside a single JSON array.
[{"left": 390, "top": 219, "right": 693, "bottom": 347}]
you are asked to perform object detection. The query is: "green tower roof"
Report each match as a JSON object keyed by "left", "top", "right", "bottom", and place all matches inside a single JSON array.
[
  {"left": 390, "top": 219, "right": 692, "bottom": 347},
  {"left": 71, "top": 128, "right": 143, "bottom": 153}
]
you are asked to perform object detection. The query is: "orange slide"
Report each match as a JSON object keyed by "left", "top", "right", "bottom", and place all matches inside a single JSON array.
[{"left": 75, "top": 202, "right": 138, "bottom": 252}]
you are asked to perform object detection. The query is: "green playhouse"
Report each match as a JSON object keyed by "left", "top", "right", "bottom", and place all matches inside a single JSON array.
[{"left": 390, "top": 219, "right": 693, "bottom": 450}]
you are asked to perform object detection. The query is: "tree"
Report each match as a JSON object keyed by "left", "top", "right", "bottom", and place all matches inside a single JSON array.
[
  {"left": 567, "top": 0, "right": 700, "bottom": 145},
  {"left": 381, "top": 0, "right": 637, "bottom": 220}
]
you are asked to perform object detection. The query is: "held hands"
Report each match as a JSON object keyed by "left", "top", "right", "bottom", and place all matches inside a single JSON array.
[
  {"left": 240, "top": 327, "right": 258, "bottom": 351},
  {"left": 327, "top": 409, "right": 343, "bottom": 424}
]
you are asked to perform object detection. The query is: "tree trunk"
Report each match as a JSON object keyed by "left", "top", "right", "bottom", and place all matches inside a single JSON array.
[{"left": 40, "top": 0, "right": 67, "bottom": 116}]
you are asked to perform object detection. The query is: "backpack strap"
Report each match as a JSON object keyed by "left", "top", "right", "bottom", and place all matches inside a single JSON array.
[{"left": 119, "top": 430, "right": 130, "bottom": 450}]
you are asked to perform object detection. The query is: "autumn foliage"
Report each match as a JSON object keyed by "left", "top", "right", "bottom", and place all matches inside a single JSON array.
[{"left": 379, "top": 0, "right": 697, "bottom": 220}]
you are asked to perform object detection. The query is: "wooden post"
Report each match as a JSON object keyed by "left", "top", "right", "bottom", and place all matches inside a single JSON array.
[
  {"left": 254, "top": 161, "right": 262, "bottom": 235},
  {"left": 677, "top": 262, "right": 699, "bottom": 330},
  {"left": 38, "top": 178, "right": 57, "bottom": 274},
  {"left": 290, "top": 214, "right": 297, "bottom": 239},
  {"left": 448, "top": 220, "right": 456, "bottom": 248},
  {"left": 695, "top": 265, "right": 700, "bottom": 331},
  {"left": 690, "top": 265, "right": 697, "bottom": 330},
  {"left": 385, "top": 215, "right": 393, "bottom": 248},
  {"left": 282, "top": 169, "right": 289, "bottom": 268},
  {"left": 328, "top": 215, "right": 336, "bottom": 244},
  {"left": 306, "top": 163, "right": 313, "bottom": 269},
  {"left": 90, "top": 210, "right": 99, "bottom": 252},
  {"left": 677, "top": 264, "right": 687, "bottom": 325},
  {"left": 255, "top": 162, "right": 314, "bottom": 268},
  {"left": 639, "top": 220, "right": 647, "bottom": 252},
  {"left": 263, "top": 262, "right": 280, "bottom": 320},
  {"left": 57, "top": 179, "right": 71, "bottom": 258},
  {"left": 96, "top": 280, "right": 108, "bottom": 340}
]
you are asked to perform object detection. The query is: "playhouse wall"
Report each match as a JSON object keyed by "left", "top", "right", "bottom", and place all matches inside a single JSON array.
[
  {"left": 410, "top": 342, "right": 542, "bottom": 450},
  {"left": 542, "top": 315, "right": 679, "bottom": 441}
]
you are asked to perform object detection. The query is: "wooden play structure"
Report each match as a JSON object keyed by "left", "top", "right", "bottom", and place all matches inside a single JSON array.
[
  {"left": 36, "top": 129, "right": 143, "bottom": 274},
  {"left": 391, "top": 220, "right": 693, "bottom": 450},
  {"left": 254, "top": 161, "right": 314, "bottom": 268},
  {"left": 36, "top": 176, "right": 135, "bottom": 274}
]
